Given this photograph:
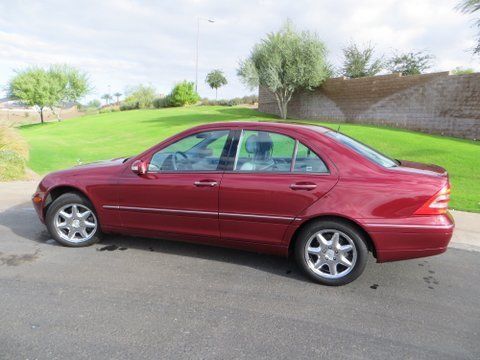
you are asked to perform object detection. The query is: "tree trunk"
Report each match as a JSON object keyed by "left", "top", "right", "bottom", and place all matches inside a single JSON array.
[
  {"left": 274, "top": 94, "right": 288, "bottom": 119},
  {"left": 215, "top": 88, "right": 218, "bottom": 100},
  {"left": 40, "top": 108, "right": 44, "bottom": 124}
]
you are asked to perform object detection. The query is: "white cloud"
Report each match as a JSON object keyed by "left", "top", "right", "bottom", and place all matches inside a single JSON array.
[{"left": 0, "top": 0, "right": 479, "bottom": 101}]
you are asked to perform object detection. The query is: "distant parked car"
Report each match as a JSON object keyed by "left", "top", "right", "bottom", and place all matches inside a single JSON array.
[{"left": 32, "top": 122, "right": 454, "bottom": 285}]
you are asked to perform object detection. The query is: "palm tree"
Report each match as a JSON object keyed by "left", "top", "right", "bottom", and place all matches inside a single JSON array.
[
  {"left": 101, "top": 94, "right": 112, "bottom": 105},
  {"left": 205, "top": 69, "right": 228, "bottom": 100},
  {"left": 114, "top": 92, "right": 122, "bottom": 105},
  {"left": 458, "top": 0, "right": 480, "bottom": 54}
]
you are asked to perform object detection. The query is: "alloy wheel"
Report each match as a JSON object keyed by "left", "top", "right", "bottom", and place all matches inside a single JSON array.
[{"left": 304, "top": 229, "right": 357, "bottom": 279}]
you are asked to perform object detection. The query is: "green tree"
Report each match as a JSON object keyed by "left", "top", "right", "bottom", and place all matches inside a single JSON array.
[
  {"left": 237, "top": 21, "right": 330, "bottom": 119},
  {"left": 457, "top": 0, "right": 480, "bottom": 54},
  {"left": 388, "top": 51, "right": 434, "bottom": 76},
  {"left": 123, "top": 85, "right": 156, "bottom": 109},
  {"left": 168, "top": 81, "right": 200, "bottom": 107},
  {"left": 205, "top": 70, "right": 228, "bottom": 99},
  {"left": 341, "top": 43, "right": 383, "bottom": 78},
  {"left": 113, "top": 92, "right": 122, "bottom": 105},
  {"left": 101, "top": 94, "right": 112, "bottom": 105},
  {"left": 87, "top": 99, "right": 101, "bottom": 108},
  {"left": 8, "top": 65, "right": 90, "bottom": 123}
]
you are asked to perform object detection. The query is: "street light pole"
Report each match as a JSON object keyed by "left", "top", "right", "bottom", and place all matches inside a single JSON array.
[{"left": 195, "top": 17, "right": 215, "bottom": 93}]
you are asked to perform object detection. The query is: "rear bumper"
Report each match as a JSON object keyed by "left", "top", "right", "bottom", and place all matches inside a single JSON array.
[{"left": 362, "top": 212, "right": 454, "bottom": 262}]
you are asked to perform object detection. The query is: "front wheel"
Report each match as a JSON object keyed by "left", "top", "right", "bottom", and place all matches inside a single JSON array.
[
  {"left": 295, "top": 220, "right": 368, "bottom": 286},
  {"left": 45, "top": 193, "right": 101, "bottom": 247}
]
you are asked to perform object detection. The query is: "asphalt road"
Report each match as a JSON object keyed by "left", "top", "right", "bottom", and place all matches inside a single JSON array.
[{"left": 1, "top": 182, "right": 479, "bottom": 359}]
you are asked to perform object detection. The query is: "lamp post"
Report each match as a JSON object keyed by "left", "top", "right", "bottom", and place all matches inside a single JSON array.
[{"left": 195, "top": 17, "right": 215, "bottom": 93}]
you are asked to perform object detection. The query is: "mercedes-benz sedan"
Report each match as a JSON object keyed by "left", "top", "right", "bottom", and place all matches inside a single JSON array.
[{"left": 32, "top": 122, "right": 454, "bottom": 285}]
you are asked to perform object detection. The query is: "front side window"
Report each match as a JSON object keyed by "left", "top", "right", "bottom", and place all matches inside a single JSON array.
[
  {"left": 325, "top": 131, "right": 398, "bottom": 168},
  {"left": 234, "top": 130, "right": 295, "bottom": 172},
  {"left": 149, "top": 130, "right": 229, "bottom": 172}
]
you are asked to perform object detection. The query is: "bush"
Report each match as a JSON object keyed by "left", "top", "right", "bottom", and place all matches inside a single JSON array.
[
  {"left": 153, "top": 96, "right": 171, "bottom": 108},
  {"left": 121, "top": 84, "right": 156, "bottom": 110},
  {"left": 99, "top": 107, "right": 120, "bottom": 114},
  {"left": 0, "top": 126, "right": 28, "bottom": 181},
  {"left": 199, "top": 95, "right": 258, "bottom": 107},
  {"left": 451, "top": 67, "right": 475, "bottom": 75},
  {"left": 0, "top": 150, "right": 26, "bottom": 181},
  {"left": 169, "top": 81, "right": 199, "bottom": 107},
  {"left": 120, "top": 101, "right": 139, "bottom": 111}
]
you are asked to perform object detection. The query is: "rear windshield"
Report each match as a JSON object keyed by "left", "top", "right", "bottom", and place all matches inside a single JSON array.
[{"left": 325, "top": 131, "right": 398, "bottom": 168}]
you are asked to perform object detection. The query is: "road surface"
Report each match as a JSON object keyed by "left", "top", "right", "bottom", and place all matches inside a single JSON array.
[{"left": 1, "top": 182, "right": 479, "bottom": 359}]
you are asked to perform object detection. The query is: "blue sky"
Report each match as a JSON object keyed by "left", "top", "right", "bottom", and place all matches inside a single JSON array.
[{"left": 0, "top": 0, "right": 479, "bottom": 102}]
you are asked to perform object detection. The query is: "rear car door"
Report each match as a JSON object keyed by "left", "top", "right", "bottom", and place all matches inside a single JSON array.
[
  {"left": 116, "top": 129, "right": 232, "bottom": 241},
  {"left": 219, "top": 129, "right": 338, "bottom": 245}
]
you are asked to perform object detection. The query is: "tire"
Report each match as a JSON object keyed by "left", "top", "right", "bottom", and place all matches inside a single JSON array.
[
  {"left": 45, "top": 192, "right": 101, "bottom": 247},
  {"left": 295, "top": 219, "right": 368, "bottom": 286}
]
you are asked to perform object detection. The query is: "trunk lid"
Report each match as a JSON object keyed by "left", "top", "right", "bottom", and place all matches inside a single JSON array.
[{"left": 396, "top": 160, "right": 448, "bottom": 177}]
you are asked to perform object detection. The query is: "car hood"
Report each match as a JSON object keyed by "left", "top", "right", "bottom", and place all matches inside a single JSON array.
[
  {"left": 48, "top": 157, "right": 128, "bottom": 177},
  {"left": 74, "top": 157, "right": 128, "bottom": 169}
]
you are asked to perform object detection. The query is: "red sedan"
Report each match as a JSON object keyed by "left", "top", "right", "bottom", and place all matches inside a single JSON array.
[{"left": 32, "top": 122, "right": 454, "bottom": 285}]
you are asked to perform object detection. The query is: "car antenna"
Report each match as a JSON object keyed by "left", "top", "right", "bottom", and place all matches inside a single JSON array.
[{"left": 336, "top": 124, "right": 341, "bottom": 133}]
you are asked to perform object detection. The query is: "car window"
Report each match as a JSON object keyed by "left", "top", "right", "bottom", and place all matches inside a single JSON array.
[
  {"left": 149, "top": 130, "right": 229, "bottom": 172},
  {"left": 325, "top": 131, "right": 398, "bottom": 168},
  {"left": 233, "top": 130, "right": 295, "bottom": 172},
  {"left": 294, "top": 142, "right": 329, "bottom": 173}
]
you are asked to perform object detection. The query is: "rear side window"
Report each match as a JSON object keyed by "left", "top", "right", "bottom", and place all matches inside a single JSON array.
[
  {"left": 325, "top": 131, "right": 398, "bottom": 168},
  {"left": 234, "top": 130, "right": 295, "bottom": 172},
  {"left": 294, "top": 143, "right": 328, "bottom": 173}
]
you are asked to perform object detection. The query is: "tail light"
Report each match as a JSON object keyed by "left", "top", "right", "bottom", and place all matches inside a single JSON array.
[{"left": 414, "top": 184, "right": 450, "bottom": 215}]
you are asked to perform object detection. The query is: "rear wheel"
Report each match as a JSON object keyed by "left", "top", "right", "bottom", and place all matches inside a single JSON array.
[
  {"left": 46, "top": 193, "right": 101, "bottom": 247},
  {"left": 295, "top": 220, "right": 368, "bottom": 286}
]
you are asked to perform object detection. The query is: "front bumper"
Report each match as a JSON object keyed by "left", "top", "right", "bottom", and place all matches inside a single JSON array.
[
  {"left": 32, "top": 191, "right": 46, "bottom": 223},
  {"left": 362, "top": 212, "right": 454, "bottom": 262}
]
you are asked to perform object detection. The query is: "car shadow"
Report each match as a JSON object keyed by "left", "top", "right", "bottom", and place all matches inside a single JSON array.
[{"left": 0, "top": 201, "right": 307, "bottom": 283}]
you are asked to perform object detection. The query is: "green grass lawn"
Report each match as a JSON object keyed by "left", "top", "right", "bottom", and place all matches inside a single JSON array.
[{"left": 19, "top": 106, "right": 480, "bottom": 212}]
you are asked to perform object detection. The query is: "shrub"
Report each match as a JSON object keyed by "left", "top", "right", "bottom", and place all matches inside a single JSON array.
[
  {"left": 0, "top": 150, "right": 26, "bottom": 181},
  {"left": 451, "top": 67, "right": 475, "bottom": 75},
  {"left": 0, "top": 126, "right": 28, "bottom": 181},
  {"left": 168, "top": 81, "right": 199, "bottom": 107},
  {"left": 99, "top": 107, "right": 119, "bottom": 114},
  {"left": 120, "top": 101, "right": 139, "bottom": 111},
  {"left": 199, "top": 95, "right": 258, "bottom": 106},
  {"left": 153, "top": 96, "right": 171, "bottom": 108},
  {"left": 122, "top": 84, "right": 156, "bottom": 110}
]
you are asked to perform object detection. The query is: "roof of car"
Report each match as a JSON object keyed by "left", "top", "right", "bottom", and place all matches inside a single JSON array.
[{"left": 190, "top": 120, "right": 333, "bottom": 134}]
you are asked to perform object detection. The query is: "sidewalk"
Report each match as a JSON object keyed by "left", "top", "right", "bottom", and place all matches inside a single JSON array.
[{"left": 1, "top": 181, "right": 479, "bottom": 252}]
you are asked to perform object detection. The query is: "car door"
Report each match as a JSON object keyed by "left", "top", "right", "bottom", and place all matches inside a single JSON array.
[
  {"left": 219, "top": 129, "right": 338, "bottom": 245},
  {"left": 116, "top": 129, "right": 232, "bottom": 241}
]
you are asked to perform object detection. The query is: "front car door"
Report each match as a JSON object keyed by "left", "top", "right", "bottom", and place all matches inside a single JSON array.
[
  {"left": 115, "top": 129, "right": 232, "bottom": 242},
  {"left": 219, "top": 128, "right": 338, "bottom": 245}
]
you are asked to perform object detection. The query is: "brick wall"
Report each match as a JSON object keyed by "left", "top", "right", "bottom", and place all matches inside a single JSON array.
[{"left": 258, "top": 72, "right": 480, "bottom": 140}]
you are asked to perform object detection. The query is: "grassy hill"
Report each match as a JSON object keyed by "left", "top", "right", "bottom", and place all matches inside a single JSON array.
[{"left": 19, "top": 106, "right": 480, "bottom": 212}]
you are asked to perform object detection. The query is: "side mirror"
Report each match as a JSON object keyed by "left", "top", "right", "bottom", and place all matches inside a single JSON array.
[{"left": 131, "top": 159, "right": 148, "bottom": 175}]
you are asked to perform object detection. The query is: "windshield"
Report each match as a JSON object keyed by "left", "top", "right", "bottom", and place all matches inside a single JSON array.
[{"left": 325, "top": 131, "right": 398, "bottom": 168}]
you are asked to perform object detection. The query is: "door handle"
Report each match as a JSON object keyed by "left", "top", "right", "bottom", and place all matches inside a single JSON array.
[
  {"left": 194, "top": 180, "right": 218, "bottom": 187},
  {"left": 290, "top": 183, "right": 317, "bottom": 191}
]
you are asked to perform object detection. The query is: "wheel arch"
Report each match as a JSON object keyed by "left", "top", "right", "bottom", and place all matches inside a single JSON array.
[
  {"left": 43, "top": 185, "right": 93, "bottom": 218},
  {"left": 288, "top": 215, "right": 377, "bottom": 258}
]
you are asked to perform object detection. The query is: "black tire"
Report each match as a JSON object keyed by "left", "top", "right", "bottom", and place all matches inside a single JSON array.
[
  {"left": 45, "top": 192, "right": 101, "bottom": 247},
  {"left": 294, "top": 219, "right": 368, "bottom": 286}
]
